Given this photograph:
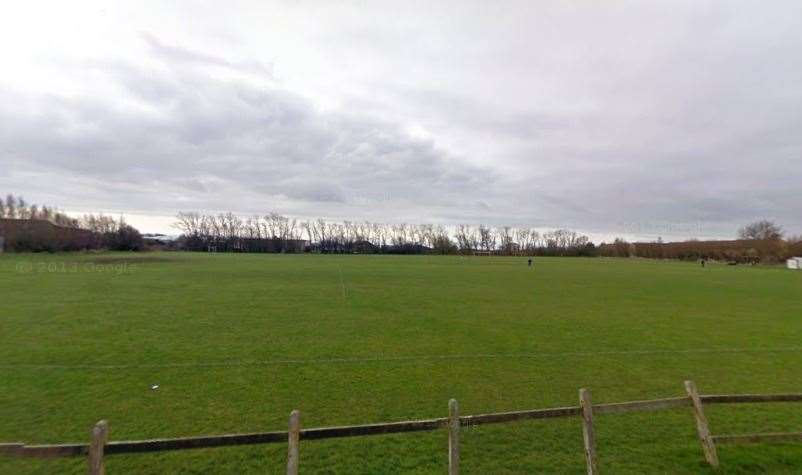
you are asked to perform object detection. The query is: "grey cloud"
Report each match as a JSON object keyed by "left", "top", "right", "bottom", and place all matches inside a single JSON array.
[
  {"left": 2, "top": 2, "right": 802, "bottom": 239},
  {"left": 0, "top": 39, "right": 498, "bottom": 223}
]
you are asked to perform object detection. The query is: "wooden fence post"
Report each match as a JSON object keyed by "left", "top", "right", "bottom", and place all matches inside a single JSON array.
[
  {"left": 685, "top": 380, "right": 719, "bottom": 468},
  {"left": 448, "top": 399, "right": 460, "bottom": 475},
  {"left": 88, "top": 420, "right": 108, "bottom": 475},
  {"left": 287, "top": 410, "right": 300, "bottom": 475},
  {"left": 579, "top": 389, "right": 598, "bottom": 475}
]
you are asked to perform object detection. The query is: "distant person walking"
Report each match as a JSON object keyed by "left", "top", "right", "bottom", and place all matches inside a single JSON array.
[
  {"left": 701, "top": 258, "right": 706, "bottom": 268},
  {"left": 528, "top": 258, "right": 533, "bottom": 267}
]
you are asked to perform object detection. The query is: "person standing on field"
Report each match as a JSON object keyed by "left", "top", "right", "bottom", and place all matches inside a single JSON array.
[{"left": 528, "top": 258, "right": 533, "bottom": 267}]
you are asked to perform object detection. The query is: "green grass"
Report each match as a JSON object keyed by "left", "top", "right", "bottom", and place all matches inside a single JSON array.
[{"left": 1, "top": 252, "right": 801, "bottom": 473}]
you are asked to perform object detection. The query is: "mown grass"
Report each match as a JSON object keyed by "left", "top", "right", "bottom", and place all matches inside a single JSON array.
[{"left": 1, "top": 252, "right": 801, "bottom": 473}]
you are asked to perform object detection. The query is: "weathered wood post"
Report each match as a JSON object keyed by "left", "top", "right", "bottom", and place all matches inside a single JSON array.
[
  {"left": 685, "top": 380, "right": 719, "bottom": 468},
  {"left": 579, "top": 389, "right": 598, "bottom": 475},
  {"left": 448, "top": 399, "right": 460, "bottom": 475},
  {"left": 287, "top": 410, "right": 300, "bottom": 475},
  {"left": 88, "top": 420, "right": 108, "bottom": 475}
]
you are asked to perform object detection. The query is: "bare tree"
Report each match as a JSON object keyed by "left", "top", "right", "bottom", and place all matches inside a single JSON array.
[
  {"left": 171, "top": 209, "right": 606, "bottom": 258},
  {"left": 738, "top": 220, "right": 784, "bottom": 241},
  {"left": 478, "top": 224, "right": 496, "bottom": 252},
  {"left": 18, "top": 197, "right": 31, "bottom": 219},
  {"left": 429, "top": 225, "right": 455, "bottom": 254},
  {"left": 530, "top": 229, "right": 542, "bottom": 248},
  {"left": 512, "top": 228, "right": 528, "bottom": 254},
  {"left": 5, "top": 194, "right": 16, "bottom": 219},
  {"left": 41, "top": 205, "right": 52, "bottom": 221},
  {"left": 391, "top": 223, "right": 409, "bottom": 246},
  {"left": 499, "top": 226, "right": 515, "bottom": 255},
  {"left": 174, "top": 212, "right": 203, "bottom": 237},
  {"left": 456, "top": 225, "right": 469, "bottom": 252},
  {"left": 373, "top": 222, "right": 388, "bottom": 247},
  {"left": 343, "top": 221, "right": 357, "bottom": 247},
  {"left": 80, "top": 214, "right": 118, "bottom": 234},
  {"left": 455, "top": 225, "right": 470, "bottom": 252}
]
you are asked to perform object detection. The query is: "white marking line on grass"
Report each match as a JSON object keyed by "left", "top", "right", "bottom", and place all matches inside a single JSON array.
[{"left": 3, "top": 347, "right": 802, "bottom": 370}]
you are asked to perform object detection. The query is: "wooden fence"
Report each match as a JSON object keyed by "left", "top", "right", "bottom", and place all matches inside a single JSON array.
[{"left": 2, "top": 380, "right": 801, "bottom": 474}]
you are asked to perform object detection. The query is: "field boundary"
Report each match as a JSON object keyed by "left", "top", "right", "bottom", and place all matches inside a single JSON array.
[{"left": 2, "top": 380, "right": 801, "bottom": 474}]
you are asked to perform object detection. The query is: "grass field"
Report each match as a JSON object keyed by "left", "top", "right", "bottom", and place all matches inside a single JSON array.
[{"left": 1, "top": 252, "right": 802, "bottom": 474}]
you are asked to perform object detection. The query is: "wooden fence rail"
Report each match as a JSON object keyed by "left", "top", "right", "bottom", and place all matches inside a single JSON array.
[{"left": 2, "top": 381, "right": 801, "bottom": 474}]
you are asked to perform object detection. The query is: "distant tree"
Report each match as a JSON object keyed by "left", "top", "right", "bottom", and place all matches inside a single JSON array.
[
  {"left": 106, "top": 223, "right": 144, "bottom": 251},
  {"left": 454, "top": 224, "right": 472, "bottom": 253},
  {"left": 428, "top": 225, "right": 456, "bottom": 254},
  {"left": 5, "top": 194, "right": 16, "bottom": 218},
  {"left": 16, "top": 196, "right": 28, "bottom": 219},
  {"left": 478, "top": 224, "right": 496, "bottom": 252},
  {"left": 499, "top": 226, "right": 515, "bottom": 254},
  {"left": 39, "top": 205, "right": 51, "bottom": 221},
  {"left": 529, "top": 229, "right": 542, "bottom": 249},
  {"left": 79, "top": 214, "right": 119, "bottom": 234},
  {"left": 53, "top": 211, "right": 78, "bottom": 227},
  {"left": 513, "top": 228, "right": 530, "bottom": 254},
  {"left": 174, "top": 212, "right": 200, "bottom": 236},
  {"left": 738, "top": 220, "right": 783, "bottom": 241},
  {"left": 613, "top": 238, "right": 631, "bottom": 257},
  {"left": 391, "top": 223, "right": 409, "bottom": 246}
]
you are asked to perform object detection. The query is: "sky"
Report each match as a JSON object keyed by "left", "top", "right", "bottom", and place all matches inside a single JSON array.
[{"left": 1, "top": 0, "right": 801, "bottom": 241}]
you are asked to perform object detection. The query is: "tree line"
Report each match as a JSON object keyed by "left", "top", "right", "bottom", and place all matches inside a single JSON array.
[
  {"left": 173, "top": 211, "right": 596, "bottom": 255},
  {"left": 0, "top": 194, "right": 143, "bottom": 252},
  {"left": 3, "top": 193, "right": 798, "bottom": 261},
  {"left": 598, "top": 220, "right": 801, "bottom": 263},
  {"left": 0, "top": 194, "right": 77, "bottom": 226},
  {"left": 173, "top": 212, "right": 801, "bottom": 263}
]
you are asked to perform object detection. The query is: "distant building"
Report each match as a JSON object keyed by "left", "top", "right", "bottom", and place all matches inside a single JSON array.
[
  {"left": 142, "top": 233, "right": 179, "bottom": 244},
  {"left": 142, "top": 233, "right": 180, "bottom": 250},
  {"left": 788, "top": 257, "right": 802, "bottom": 270},
  {"left": 0, "top": 218, "right": 94, "bottom": 252}
]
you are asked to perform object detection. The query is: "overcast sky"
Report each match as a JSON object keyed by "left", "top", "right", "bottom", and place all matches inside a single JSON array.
[{"left": 1, "top": 1, "right": 800, "bottom": 240}]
